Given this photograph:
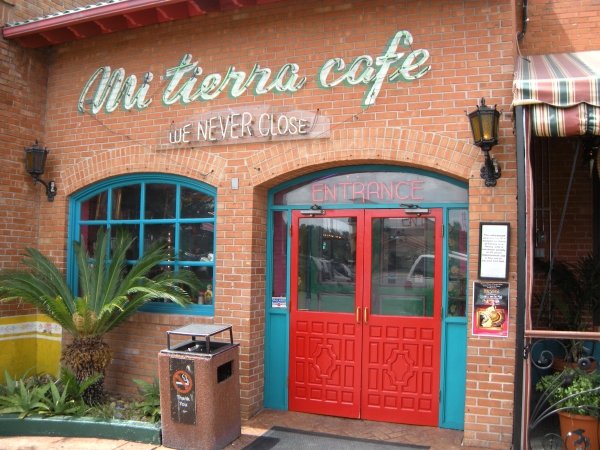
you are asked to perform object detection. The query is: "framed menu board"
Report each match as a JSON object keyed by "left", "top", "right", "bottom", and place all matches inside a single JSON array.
[{"left": 478, "top": 222, "right": 510, "bottom": 280}]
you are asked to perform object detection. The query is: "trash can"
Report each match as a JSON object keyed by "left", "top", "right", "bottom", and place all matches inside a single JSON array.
[{"left": 158, "top": 324, "right": 240, "bottom": 450}]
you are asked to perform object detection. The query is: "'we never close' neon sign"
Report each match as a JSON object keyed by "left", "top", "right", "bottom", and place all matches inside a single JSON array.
[{"left": 78, "top": 30, "right": 430, "bottom": 115}]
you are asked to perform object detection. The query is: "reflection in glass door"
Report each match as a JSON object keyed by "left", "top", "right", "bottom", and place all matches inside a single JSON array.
[{"left": 297, "top": 217, "right": 357, "bottom": 313}]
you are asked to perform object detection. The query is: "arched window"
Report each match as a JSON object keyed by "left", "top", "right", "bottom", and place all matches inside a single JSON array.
[{"left": 68, "top": 174, "right": 215, "bottom": 315}]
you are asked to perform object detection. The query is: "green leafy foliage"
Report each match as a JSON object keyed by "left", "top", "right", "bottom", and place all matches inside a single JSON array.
[
  {"left": 57, "top": 367, "right": 103, "bottom": 404},
  {"left": 0, "top": 228, "right": 200, "bottom": 402},
  {"left": 131, "top": 378, "right": 161, "bottom": 423},
  {"left": 40, "top": 382, "right": 85, "bottom": 417},
  {"left": 0, "top": 370, "right": 164, "bottom": 422},
  {"left": 0, "top": 376, "right": 50, "bottom": 418},
  {"left": 0, "top": 369, "right": 107, "bottom": 418},
  {"left": 536, "top": 369, "right": 600, "bottom": 417},
  {"left": 0, "top": 228, "right": 200, "bottom": 338}
]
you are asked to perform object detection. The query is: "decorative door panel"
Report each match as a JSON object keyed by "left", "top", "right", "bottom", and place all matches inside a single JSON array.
[
  {"left": 361, "top": 321, "right": 439, "bottom": 425},
  {"left": 291, "top": 318, "right": 360, "bottom": 417}
]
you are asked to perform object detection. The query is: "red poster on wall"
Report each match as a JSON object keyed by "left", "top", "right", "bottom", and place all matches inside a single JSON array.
[{"left": 472, "top": 281, "right": 509, "bottom": 337}]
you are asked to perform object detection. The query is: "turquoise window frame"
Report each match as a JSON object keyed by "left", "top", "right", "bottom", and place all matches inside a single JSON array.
[
  {"left": 264, "top": 165, "right": 468, "bottom": 430},
  {"left": 67, "top": 173, "right": 216, "bottom": 316}
]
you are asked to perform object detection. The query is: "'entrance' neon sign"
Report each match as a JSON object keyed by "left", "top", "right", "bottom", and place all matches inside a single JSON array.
[
  {"left": 78, "top": 30, "right": 430, "bottom": 115},
  {"left": 311, "top": 180, "right": 425, "bottom": 204}
]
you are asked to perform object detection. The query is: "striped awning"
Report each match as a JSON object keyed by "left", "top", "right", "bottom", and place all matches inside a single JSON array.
[{"left": 513, "top": 51, "right": 600, "bottom": 137}]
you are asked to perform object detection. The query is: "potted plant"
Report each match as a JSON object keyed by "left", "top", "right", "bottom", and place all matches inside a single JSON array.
[{"left": 536, "top": 368, "right": 600, "bottom": 450}]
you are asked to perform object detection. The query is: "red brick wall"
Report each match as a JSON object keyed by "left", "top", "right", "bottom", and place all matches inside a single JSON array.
[
  {"left": 542, "top": 138, "right": 595, "bottom": 261},
  {"left": 6, "top": 0, "right": 519, "bottom": 447},
  {"left": 0, "top": 0, "right": 97, "bottom": 316},
  {"left": 518, "top": 0, "right": 600, "bottom": 55}
]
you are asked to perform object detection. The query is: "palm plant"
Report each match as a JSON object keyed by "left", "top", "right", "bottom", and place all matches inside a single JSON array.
[{"left": 0, "top": 228, "right": 200, "bottom": 404}]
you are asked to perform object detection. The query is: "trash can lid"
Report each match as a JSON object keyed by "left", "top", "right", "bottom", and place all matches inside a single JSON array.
[{"left": 167, "top": 324, "right": 232, "bottom": 339}]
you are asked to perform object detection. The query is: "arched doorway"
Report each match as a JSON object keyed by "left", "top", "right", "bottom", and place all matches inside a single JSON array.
[{"left": 264, "top": 166, "right": 469, "bottom": 429}]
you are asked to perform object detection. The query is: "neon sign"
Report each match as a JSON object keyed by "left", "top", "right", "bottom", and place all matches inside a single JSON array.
[
  {"left": 275, "top": 171, "right": 468, "bottom": 206},
  {"left": 78, "top": 30, "right": 430, "bottom": 115},
  {"left": 311, "top": 180, "right": 425, "bottom": 203}
]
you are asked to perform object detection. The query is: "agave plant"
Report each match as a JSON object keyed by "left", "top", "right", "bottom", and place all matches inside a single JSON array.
[{"left": 0, "top": 228, "right": 200, "bottom": 404}]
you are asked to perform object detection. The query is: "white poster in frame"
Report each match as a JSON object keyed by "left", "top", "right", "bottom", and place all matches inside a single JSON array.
[{"left": 478, "top": 222, "right": 510, "bottom": 280}]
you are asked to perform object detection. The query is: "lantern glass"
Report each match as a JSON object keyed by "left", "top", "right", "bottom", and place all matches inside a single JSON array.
[
  {"left": 480, "top": 109, "right": 498, "bottom": 142},
  {"left": 468, "top": 98, "right": 500, "bottom": 148},
  {"left": 25, "top": 143, "right": 48, "bottom": 176},
  {"left": 468, "top": 112, "right": 482, "bottom": 143}
]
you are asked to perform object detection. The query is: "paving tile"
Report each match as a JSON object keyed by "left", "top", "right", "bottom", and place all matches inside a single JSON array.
[{"left": 0, "top": 409, "right": 489, "bottom": 450}]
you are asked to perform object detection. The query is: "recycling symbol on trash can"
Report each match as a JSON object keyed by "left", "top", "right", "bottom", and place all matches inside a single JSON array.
[{"left": 172, "top": 369, "right": 193, "bottom": 394}]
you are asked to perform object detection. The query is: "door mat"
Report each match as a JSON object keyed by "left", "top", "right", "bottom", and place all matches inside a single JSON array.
[{"left": 242, "top": 426, "right": 430, "bottom": 450}]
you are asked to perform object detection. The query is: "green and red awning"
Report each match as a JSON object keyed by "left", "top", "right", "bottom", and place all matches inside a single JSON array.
[{"left": 513, "top": 51, "right": 600, "bottom": 137}]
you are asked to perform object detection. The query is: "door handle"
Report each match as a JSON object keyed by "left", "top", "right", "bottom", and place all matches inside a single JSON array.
[
  {"left": 363, "top": 307, "right": 369, "bottom": 324},
  {"left": 356, "top": 306, "right": 361, "bottom": 324}
]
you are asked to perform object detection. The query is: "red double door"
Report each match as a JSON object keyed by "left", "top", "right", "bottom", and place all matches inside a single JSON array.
[{"left": 289, "top": 209, "right": 442, "bottom": 426}]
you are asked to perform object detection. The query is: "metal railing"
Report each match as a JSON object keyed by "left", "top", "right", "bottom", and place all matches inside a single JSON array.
[{"left": 525, "top": 332, "right": 600, "bottom": 450}]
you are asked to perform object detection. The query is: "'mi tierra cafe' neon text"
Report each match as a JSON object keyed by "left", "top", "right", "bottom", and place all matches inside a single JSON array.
[{"left": 78, "top": 31, "right": 430, "bottom": 115}]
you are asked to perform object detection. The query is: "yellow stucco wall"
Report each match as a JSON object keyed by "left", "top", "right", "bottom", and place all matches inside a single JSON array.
[{"left": 0, "top": 314, "right": 61, "bottom": 382}]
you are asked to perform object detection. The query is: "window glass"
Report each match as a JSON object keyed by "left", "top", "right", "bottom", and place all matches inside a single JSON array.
[
  {"left": 71, "top": 175, "right": 216, "bottom": 315},
  {"left": 181, "top": 188, "right": 214, "bottom": 218},
  {"left": 79, "top": 225, "right": 102, "bottom": 254},
  {"left": 112, "top": 225, "right": 140, "bottom": 260},
  {"left": 112, "top": 185, "right": 140, "bottom": 220},
  {"left": 145, "top": 224, "right": 175, "bottom": 253},
  {"left": 145, "top": 184, "right": 176, "bottom": 219},
  {"left": 179, "top": 223, "right": 214, "bottom": 261},
  {"left": 187, "top": 266, "right": 214, "bottom": 305},
  {"left": 81, "top": 192, "right": 107, "bottom": 220}
]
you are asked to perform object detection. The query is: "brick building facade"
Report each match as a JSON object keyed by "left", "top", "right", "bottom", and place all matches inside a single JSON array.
[{"left": 1, "top": 1, "right": 599, "bottom": 449}]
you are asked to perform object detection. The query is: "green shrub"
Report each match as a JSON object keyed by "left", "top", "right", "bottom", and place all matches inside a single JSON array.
[
  {"left": 0, "top": 372, "right": 50, "bottom": 418},
  {"left": 132, "top": 378, "right": 161, "bottom": 423},
  {"left": 536, "top": 369, "right": 600, "bottom": 417}
]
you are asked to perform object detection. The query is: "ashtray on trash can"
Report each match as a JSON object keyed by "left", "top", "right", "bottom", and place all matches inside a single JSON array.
[{"left": 158, "top": 324, "right": 240, "bottom": 450}]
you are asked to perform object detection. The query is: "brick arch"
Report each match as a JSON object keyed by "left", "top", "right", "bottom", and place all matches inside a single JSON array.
[
  {"left": 61, "top": 144, "right": 227, "bottom": 196},
  {"left": 248, "top": 127, "right": 480, "bottom": 187}
]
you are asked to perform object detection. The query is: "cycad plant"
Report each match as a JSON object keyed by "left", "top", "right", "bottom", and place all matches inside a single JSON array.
[{"left": 0, "top": 228, "right": 200, "bottom": 404}]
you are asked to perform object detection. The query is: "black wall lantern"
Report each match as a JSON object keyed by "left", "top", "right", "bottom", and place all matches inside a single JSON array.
[
  {"left": 24, "top": 141, "right": 57, "bottom": 201},
  {"left": 467, "top": 98, "right": 502, "bottom": 187}
]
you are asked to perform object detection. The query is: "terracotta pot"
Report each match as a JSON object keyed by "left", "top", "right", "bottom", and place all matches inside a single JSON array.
[
  {"left": 558, "top": 411, "right": 600, "bottom": 450},
  {"left": 552, "top": 358, "right": 598, "bottom": 374}
]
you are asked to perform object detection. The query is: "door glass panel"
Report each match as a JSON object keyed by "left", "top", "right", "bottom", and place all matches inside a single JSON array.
[
  {"left": 447, "top": 209, "right": 468, "bottom": 317},
  {"left": 371, "top": 216, "right": 435, "bottom": 316},
  {"left": 272, "top": 212, "right": 288, "bottom": 298},
  {"left": 297, "top": 217, "right": 356, "bottom": 312}
]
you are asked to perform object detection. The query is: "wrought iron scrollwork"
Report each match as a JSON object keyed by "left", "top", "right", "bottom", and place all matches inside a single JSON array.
[{"left": 527, "top": 338, "right": 600, "bottom": 450}]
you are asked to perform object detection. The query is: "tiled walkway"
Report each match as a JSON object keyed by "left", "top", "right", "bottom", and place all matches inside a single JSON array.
[{"left": 0, "top": 409, "right": 488, "bottom": 450}]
